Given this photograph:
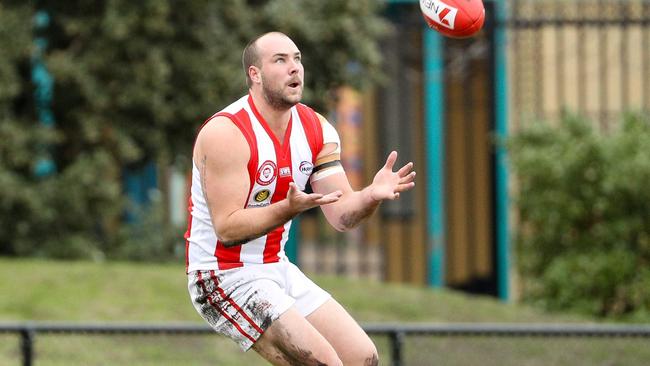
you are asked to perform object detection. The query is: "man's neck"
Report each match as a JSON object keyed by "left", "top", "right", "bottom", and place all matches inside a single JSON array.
[{"left": 250, "top": 90, "right": 292, "bottom": 131}]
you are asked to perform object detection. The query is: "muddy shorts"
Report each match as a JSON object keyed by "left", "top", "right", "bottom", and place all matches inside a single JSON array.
[{"left": 188, "top": 261, "right": 331, "bottom": 351}]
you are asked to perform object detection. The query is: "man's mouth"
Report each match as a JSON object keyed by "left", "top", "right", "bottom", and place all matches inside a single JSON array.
[{"left": 288, "top": 81, "right": 301, "bottom": 88}]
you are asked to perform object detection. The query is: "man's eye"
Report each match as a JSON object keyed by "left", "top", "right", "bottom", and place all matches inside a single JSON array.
[{"left": 275, "top": 58, "right": 285, "bottom": 63}]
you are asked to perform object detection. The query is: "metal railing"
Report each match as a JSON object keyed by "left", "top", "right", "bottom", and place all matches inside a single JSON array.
[{"left": 2, "top": 322, "right": 650, "bottom": 366}]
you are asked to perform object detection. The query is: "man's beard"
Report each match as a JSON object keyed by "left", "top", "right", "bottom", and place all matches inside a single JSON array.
[{"left": 261, "top": 78, "right": 301, "bottom": 110}]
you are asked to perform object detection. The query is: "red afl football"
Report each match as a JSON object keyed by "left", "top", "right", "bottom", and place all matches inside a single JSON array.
[{"left": 419, "top": 0, "right": 485, "bottom": 38}]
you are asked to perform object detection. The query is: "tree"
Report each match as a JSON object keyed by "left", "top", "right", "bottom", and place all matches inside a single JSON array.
[{"left": 0, "top": 0, "right": 388, "bottom": 259}]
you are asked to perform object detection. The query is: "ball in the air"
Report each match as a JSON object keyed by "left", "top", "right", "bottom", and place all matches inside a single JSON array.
[{"left": 419, "top": 0, "right": 485, "bottom": 38}]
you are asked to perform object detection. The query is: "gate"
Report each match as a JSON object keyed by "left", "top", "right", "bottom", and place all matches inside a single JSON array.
[{"left": 509, "top": 0, "right": 650, "bottom": 131}]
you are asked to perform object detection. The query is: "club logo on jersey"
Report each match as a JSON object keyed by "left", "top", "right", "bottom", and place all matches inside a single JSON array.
[
  {"left": 279, "top": 166, "right": 291, "bottom": 177},
  {"left": 256, "top": 160, "right": 277, "bottom": 186},
  {"left": 254, "top": 189, "right": 271, "bottom": 202},
  {"left": 299, "top": 161, "right": 313, "bottom": 175},
  {"left": 420, "top": 0, "right": 458, "bottom": 29}
]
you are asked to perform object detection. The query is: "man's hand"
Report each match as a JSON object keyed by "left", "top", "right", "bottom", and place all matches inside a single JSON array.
[
  {"left": 286, "top": 182, "right": 342, "bottom": 215},
  {"left": 369, "top": 151, "right": 416, "bottom": 201}
]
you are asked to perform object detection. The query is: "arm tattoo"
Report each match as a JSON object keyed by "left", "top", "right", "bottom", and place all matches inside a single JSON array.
[
  {"left": 200, "top": 155, "right": 210, "bottom": 208},
  {"left": 339, "top": 205, "right": 375, "bottom": 229}
]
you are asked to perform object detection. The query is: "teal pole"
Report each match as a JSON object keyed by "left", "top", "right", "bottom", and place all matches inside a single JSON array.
[
  {"left": 494, "top": 0, "right": 511, "bottom": 301},
  {"left": 424, "top": 27, "right": 446, "bottom": 288},
  {"left": 32, "top": 10, "right": 56, "bottom": 177},
  {"left": 286, "top": 217, "right": 299, "bottom": 264}
]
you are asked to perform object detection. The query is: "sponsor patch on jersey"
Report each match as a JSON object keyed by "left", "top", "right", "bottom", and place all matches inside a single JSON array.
[
  {"left": 279, "top": 166, "right": 291, "bottom": 177},
  {"left": 256, "top": 160, "right": 277, "bottom": 186},
  {"left": 299, "top": 161, "right": 313, "bottom": 175},
  {"left": 254, "top": 189, "right": 271, "bottom": 202}
]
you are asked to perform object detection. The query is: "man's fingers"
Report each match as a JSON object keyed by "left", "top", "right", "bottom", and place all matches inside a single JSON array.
[
  {"left": 306, "top": 190, "right": 341, "bottom": 199},
  {"left": 399, "top": 171, "right": 416, "bottom": 184},
  {"left": 384, "top": 151, "right": 398, "bottom": 170},
  {"left": 287, "top": 182, "right": 299, "bottom": 195},
  {"left": 395, "top": 182, "right": 416, "bottom": 193},
  {"left": 318, "top": 190, "right": 342, "bottom": 203},
  {"left": 317, "top": 197, "right": 340, "bottom": 205},
  {"left": 383, "top": 191, "right": 399, "bottom": 201},
  {"left": 326, "top": 190, "right": 343, "bottom": 199},
  {"left": 287, "top": 182, "right": 343, "bottom": 205},
  {"left": 306, "top": 190, "right": 342, "bottom": 205},
  {"left": 397, "top": 162, "right": 414, "bottom": 177}
]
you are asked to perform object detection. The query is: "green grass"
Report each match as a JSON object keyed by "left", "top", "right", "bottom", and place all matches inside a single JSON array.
[{"left": 0, "top": 258, "right": 648, "bottom": 366}]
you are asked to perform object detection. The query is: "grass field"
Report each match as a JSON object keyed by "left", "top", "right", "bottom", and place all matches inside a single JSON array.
[{"left": 0, "top": 258, "right": 648, "bottom": 365}]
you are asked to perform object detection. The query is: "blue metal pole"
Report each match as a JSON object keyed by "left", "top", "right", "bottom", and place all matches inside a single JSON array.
[
  {"left": 424, "top": 27, "right": 446, "bottom": 288},
  {"left": 123, "top": 162, "right": 159, "bottom": 223},
  {"left": 285, "top": 217, "right": 299, "bottom": 264},
  {"left": 494, "top": 0, "right": 511, "bottom": 301},
  {"left": 32, "top": 9, "right": 56, "bottom": 177}
]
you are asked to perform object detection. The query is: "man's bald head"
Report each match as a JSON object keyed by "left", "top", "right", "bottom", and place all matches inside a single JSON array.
[{"left": 242, "top": 32, "right": 294, "bottom": 88}]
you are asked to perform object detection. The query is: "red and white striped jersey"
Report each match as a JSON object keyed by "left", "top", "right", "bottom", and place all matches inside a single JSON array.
[{"left": 185, "top": 95, "right": 324, "bottom": 273}]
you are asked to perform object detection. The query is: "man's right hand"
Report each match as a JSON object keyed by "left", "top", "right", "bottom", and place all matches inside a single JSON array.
[{"left": 286, "top": 182, "right": 342, "bottom": 215}]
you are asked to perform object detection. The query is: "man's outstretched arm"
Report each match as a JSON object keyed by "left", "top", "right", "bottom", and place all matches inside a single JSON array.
[{"left": 310, "top": 118, "right": 416, "bottom": 232}]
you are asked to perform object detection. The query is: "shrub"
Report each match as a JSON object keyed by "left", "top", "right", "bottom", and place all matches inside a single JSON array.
[
  {"left": 110, "top": 195, "right": 186, "bottom": 262},
  {"left": 507, "top": 113, "right": 650, "bottom": 317}
]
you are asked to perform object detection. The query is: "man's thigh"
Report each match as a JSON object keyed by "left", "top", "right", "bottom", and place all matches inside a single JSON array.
[
  {"left": 188, "top": 268, "right": 293, "bottom": 351},
  {"left": 306, "top": 298, "right": 379, "bottom": 366},
  {"left": 253, "top": 307, "right": 342, "bottom": 366}
]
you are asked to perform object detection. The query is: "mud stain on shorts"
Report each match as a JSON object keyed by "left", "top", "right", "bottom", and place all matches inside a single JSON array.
[{"left": 244, "top": 291, "right": 275, "bottom": 331}]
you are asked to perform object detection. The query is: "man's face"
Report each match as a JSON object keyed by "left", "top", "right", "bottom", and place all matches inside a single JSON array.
[{"left": 255, "top": 34, "right": 304, "bottom": 110}]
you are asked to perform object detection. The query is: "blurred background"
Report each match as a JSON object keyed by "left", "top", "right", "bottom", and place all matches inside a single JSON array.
[{"left": 1, "top": 0, "right": 650, "bottom": 365}]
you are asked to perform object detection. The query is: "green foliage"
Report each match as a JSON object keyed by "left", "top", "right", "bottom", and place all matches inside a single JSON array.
[
  {"left": 43, "top": 0, "right": 388, "bottom": 166},
  {"left": 0, "top": 4, "right": 118, "bottom": 258},
  {"left": 111, "top": 196, "right": 186, "bottom": 262},
  {"left": 0, "top": 1, "right": 388, "bottom": 260},
  {"left": 507, "top": 113, "right": 650, "bottom": 317}
]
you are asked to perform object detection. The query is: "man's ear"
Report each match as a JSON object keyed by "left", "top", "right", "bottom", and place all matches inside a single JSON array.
[{"left": 249, "top": 66, "right": 261, "bottom": 84}]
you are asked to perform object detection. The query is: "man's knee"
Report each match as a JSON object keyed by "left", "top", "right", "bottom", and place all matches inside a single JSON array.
[
  {"left": 362, "top": 345, "right": 379, "bottom": 366},
  {"left": 253, "top": 315, "right": 344, "bottom": 366},
  {"left": 318, "top": 353, "right": 343, "bottom": 366},
  {"left": 347, "top": 342, "right": 378, "bottom": 366},
  {"left": 364, "top": 350, "right": 379, "bottom": 366},
  {"left": 277, "top": 342, "right": 342, "bottom": 366},
  {"left": 254, "top": 339, "right": 343, "bottom": 366}
]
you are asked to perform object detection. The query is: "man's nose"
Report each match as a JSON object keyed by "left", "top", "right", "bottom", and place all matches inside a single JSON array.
[{"left": 288, "top": 60, "right": 300, "bottom": 74}]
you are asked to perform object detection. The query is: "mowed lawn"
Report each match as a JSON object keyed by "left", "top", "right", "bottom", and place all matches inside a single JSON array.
[{"left": 0, "top": 258, "right": 648, "bottom": 366}]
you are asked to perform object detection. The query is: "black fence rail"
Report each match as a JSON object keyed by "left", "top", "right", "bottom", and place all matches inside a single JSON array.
[{"left": 2, "top": 322, "right": 650, "bottom": 366}]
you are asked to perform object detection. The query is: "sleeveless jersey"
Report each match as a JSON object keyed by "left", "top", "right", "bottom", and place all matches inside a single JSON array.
[{"left": 185, "top": 95, "right": 324, "bottom": 272}]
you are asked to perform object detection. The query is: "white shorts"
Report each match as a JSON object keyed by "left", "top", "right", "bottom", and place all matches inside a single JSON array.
[{"left": 187, "top": 261, "right": 331, "bottom": 351}]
